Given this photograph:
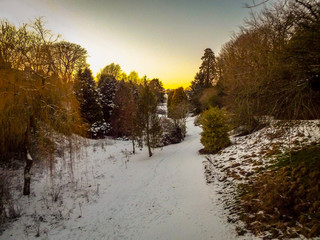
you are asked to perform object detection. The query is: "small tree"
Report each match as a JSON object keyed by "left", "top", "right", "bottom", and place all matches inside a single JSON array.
[
  {"left": 167, "top": 87, "right": 188, "bottom": 140},
  {"left": 167, "top": 87, "right": 188, "bottom": 119},
  {"left": 200, "top": 107, "right": 230, "bottom": 153},
  {"left": 137, "top": 80, "right": 161, "bottom": 157}
]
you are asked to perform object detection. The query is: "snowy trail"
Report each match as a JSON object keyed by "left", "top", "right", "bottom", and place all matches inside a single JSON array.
[
  {"left": 1, "top": 117, "right": 245, "bottom": 240},
  {"left": 50, "top": 117, "right": 240, "bottom": 240}
]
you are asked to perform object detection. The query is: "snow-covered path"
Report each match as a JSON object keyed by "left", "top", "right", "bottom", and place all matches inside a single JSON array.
[
  {"left": 50, "top": 117, "right": 238, "bottom": 240},
  {"left": 1, "top": 117, "right": 244, "bottom": 240}
]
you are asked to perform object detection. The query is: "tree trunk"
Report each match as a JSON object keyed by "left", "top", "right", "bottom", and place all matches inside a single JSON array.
[
  {"left": 23, "top": 150, "right": 33, "bottom": 195},
  {"left": 23, "top": 119, "right": 33, "bottom": 195},
  {"left": 132, "top": 138, "right": 135, "bottom": 154},
  {"left": 146, "top": 129, "right": 152, "bottom": 157}
]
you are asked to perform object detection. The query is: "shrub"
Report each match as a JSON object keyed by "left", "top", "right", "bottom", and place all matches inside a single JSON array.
[
  {"left": 199, "top": 107, "right": 230, "bottom": 153},
  {"left": 160, "top": 118, "right": 185, "bottom": 146}
]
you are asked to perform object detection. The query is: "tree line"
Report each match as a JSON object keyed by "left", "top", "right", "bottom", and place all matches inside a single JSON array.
[
  {"left": 0, "top": 18, "right": 191, "bottom": 196},
  {"left": 190, "top": 0, "right": 320, "bottom": 137}
]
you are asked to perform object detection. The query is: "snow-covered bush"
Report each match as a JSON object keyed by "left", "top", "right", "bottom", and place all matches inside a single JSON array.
[
  {"left": 89, "top": 122, "right": 109, "bottom": 139},
  {"left": 160, "top": 118, "right": 185, "bottom": 146},
  {"left": 193, "top": 115, "right": 201, "bottom": 126}
]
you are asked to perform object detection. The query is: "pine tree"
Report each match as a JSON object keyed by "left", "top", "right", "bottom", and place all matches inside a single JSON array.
[
  {"left": 97, "top": 74, "right": 119, "bottom": 134},
  {"left": 199, "top": 48, "right": 216, "bottom": 87},
  {"left": 189, "top": 48, "right": 217, "bottom": 114},
  {"left": 73, "top": 68, "right": 105, "bottom": 138},
  {"left": 110, "top": 81, "right": 138, "bottom": 138},
  {"left": 137, "top": 80, "right": 161, "bottom": 157},
  {"left": 149, "top": 78, "right": 165, "bottom": 103}
]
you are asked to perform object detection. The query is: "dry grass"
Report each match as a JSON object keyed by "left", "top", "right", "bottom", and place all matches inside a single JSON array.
[{"left": 239, "top": 145, "right": 320, "bottom": 239}]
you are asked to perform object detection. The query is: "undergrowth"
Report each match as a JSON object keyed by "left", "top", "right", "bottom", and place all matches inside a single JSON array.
[
  {"left": 239, "top": 144, "right": 320, "bottom": 239},
  {"left": 0, "top": 173, "right": 20, "bottom": 233}
]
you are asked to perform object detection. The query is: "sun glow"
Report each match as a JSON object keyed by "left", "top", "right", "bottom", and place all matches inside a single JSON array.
[{"left": 1, "top": 0, "right": 251, "bottom": 90}]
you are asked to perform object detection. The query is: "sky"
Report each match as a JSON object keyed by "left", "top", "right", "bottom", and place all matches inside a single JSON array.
[{"left": 1, "top": 0, "right": 266, "bottom": 89}]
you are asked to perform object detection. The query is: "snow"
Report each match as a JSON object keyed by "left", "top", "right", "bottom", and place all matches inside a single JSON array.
[
  {"left": 0, "top": 117, "right": 253, "bottom": 240},
  {"left": 203, "top": 119, "right": 320, "bottom": 238},
  {"left": 3, "top": 117, "right": 318, "bottom": 239}
]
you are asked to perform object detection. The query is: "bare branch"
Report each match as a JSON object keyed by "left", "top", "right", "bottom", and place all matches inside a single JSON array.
[{"left": 244, "top": 0, "right": 270, "bottom": 8}]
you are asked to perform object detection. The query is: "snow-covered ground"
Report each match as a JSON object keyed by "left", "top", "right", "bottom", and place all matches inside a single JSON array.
[
  {"left": 203, "top": 120, "right": 320, "bottom": 239},
  {"left": 0, "top": 117, "right": 253, "bottom": 240}
]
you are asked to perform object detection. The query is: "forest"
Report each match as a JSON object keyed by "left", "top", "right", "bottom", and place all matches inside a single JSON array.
[{"left": 0, "top": 0, "right": 320, "bottom": 239}]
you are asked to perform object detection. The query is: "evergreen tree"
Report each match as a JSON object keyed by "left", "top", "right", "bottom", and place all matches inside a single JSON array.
[
  {"left": 97, "top": 74, "right": 119, "bottom": 133},
  {"left": 167, "top": 87, "right": 188, "bottom": 141},
  {"left": 73, "top": 68, "right": 105, "bottom": 138},
  {"left": 199, "top": 48, "right": 216, "bottom": 87},
  {"left": 167, "top": 87, "right": 188, "bottom": 119},
  {"left": 190, "top": 72, "right": 206, "bottom": 94},
  {"left": 189, "top": 48, "right": 217, "bottom": 114},
  {"left": 126, "top": 81, "right": 143, "bottom": 154},
  {"left": 110, "top": 81, "right": 138, "bottom": 138},
  {"left": 200, "top": 107, "right": 230, "bottom": 153},
  {"left": 137, "top": 80, "right": 161, "bottom": 157},
  {"left": 149, "top": 78, "right": 165, "bottom": 103}
]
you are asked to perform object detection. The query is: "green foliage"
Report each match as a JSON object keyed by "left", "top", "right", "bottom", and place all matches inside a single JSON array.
[
  {"left": 160, "top": 117, "right": 186, "bottom": 145},
  {"left": 189, "top": 48, "right": 218, "bottom": 114},
  {"left": 97, "top": 74, "right": 119, "bottom": 127},
  {"left": 199, "top": 107, "right": 230, "bottom": 153},
  {"left": 73, "top": 68, "right": 105, "bottom": 138},
  {"left": 199, "top": 48, "right": 216, "bottom": 87},
  {"left": 149, "top": 78, "right": 165, "bottom": 103},
  {"left": 167, "top": 87, "right": 188, "bottom": 119},
  {"left": 274, "top": 144, "right": 320, "bottom": 169},
  {"left": 137, "top": 80, "right": 162, "bottom": 157},
  {"left": 110, "top": 81, "right": 139, "bottom": 138}
]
